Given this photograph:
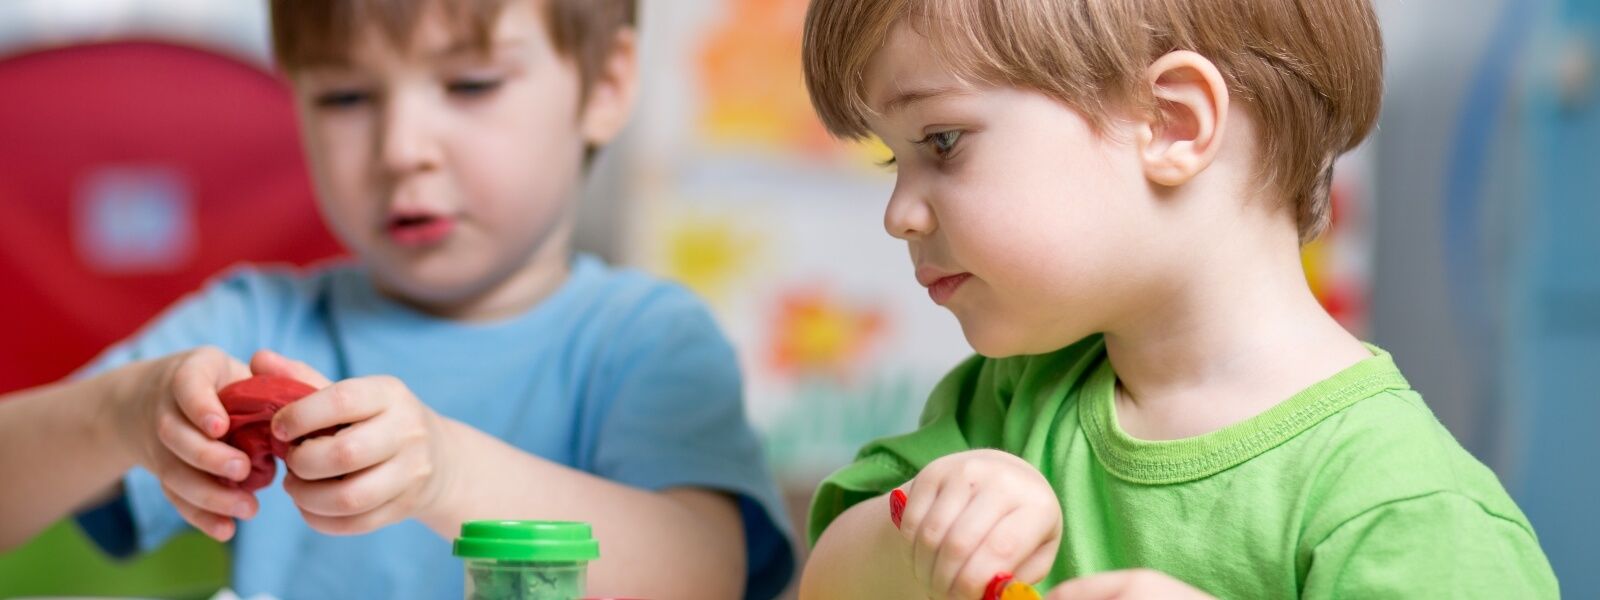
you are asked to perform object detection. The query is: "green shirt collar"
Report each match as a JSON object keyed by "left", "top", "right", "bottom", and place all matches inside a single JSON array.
[{"left": 1080, "top": 342, "right": 1413, "bottom": 484}]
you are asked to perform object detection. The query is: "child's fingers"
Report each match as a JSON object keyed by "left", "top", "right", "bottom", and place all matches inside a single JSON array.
[
  {"left": 282, "top": 457, "right": 407, "bottom": 518},
  {"left": 161, "top": 484, "right": 236, "bottom": 541},
  {"left": 170, "top": 347, "right": 246, "bottom": 438},
  {"left": 283, "top": 416, "right": 399, "bottom": 481},
  {"left": 155, "top": 409, "right": 250, "bottom": 481},
  {"left": 271, "top": 378, "right": 385, "bottom": 442},
  {"left": 1012, "top": 538, "right": 1059, "bottom": 589},
  {"left": 296, "top": 489, "right": 409, "bottom": 536},
  {"left": 896, "top": 476, "right": 936, "bottom": 539},
  {"left": 250, "top": 349, "right": 333, "bottom": 388},
  {"left": 931, "top": 492, "right": 1013, "bottom": 599},
  {"left": 908, "top": 479, "right": 977, "bottom": 595},
  {"left": 156, "top": 458, "right": 258, "bottom": 522},
  {"left": 948, "top": 506, "right": 1057, "bottom": 600}
]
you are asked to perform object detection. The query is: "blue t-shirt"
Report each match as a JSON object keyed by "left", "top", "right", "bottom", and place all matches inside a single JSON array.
[{"left": 74, "top": 254, "right": 795, "bottom": 599}]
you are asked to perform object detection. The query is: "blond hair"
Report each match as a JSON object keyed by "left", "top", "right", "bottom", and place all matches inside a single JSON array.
[
  {"left": 802, "top": 0, "right": 1384, "bottom": 241},
  {"left": 270, "top": 0, "right": 636, "bottom": 98}
]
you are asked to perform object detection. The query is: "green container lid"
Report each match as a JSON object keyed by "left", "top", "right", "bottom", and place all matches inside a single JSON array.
[{"left": 453, "top": 520, "right": 600, "bottom": 562}]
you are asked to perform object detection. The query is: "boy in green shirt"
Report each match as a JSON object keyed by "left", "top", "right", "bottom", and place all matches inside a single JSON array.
[{"left": 795, "top": 0, "right": 1559, "bottom": 598}]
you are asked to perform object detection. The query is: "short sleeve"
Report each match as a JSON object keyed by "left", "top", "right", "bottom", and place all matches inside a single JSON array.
[
  {"left": 806, "top": 354, "right": 1005, "bottom": 546},
  {"left": 1302, "top": 491, "right": 1559, "bottom": 599},
  {"left": 72, "top": 267, "right": 280, "bottom": 558},
  {"left": 588, "top": 286, "right": 795, "bottom": 600}
]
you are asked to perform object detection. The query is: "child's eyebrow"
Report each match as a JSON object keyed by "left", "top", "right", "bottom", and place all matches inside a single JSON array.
[{"left": 876, "top": 86, "right": 964, "bottom": 115}]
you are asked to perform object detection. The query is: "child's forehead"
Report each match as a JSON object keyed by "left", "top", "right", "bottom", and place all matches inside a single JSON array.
[{"left": 864, "top": 23, "right": 970, "bottom": 114}]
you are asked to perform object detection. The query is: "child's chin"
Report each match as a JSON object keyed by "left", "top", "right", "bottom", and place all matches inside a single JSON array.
[
  {"left": 375, "top": 266, "right": 490, "bottom": 306},
  {"left": 961, "top": 323, "right": 1029, "bottom": 358},
  {"left": 962, "top": 320, "right": 1085, "bottom": 358}
]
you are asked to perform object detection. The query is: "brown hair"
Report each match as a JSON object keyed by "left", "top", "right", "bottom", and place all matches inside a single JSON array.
[
  {"left": 270, "top": 0, "right": 636, "bottom": 97},
  {"left": 802, "top": 0, "right": 1384, "bottom": 241}
]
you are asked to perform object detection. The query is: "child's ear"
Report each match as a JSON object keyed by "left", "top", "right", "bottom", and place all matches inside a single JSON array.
[
  {"left": 579, "top": 27, "right": 640, "bottom": 147},
  {"left": 1136, "top": 51, "right": 1230, "bottom": 187}
]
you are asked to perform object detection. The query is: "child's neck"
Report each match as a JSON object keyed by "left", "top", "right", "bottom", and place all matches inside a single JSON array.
[{"left": 1101, "top": 224, "right": 1371, "bottom": 442}]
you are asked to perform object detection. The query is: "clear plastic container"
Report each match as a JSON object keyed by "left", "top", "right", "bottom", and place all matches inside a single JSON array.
[{"left": 454, "top": 520, "right": 599, "bottom": 600}]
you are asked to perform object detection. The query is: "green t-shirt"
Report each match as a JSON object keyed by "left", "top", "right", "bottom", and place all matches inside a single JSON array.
[{"left": 810, "top": 336, "right": 1558, "bottom": 598}]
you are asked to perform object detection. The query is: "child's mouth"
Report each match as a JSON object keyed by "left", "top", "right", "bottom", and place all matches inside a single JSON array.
[
  {"left": 385, "top": 213, "right": 455, "bottom": 247},
  {"left": 926, "top": 273, "right": 971, "bottom": 305}
]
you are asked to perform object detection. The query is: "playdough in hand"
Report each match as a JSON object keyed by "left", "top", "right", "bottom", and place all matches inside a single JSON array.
[
  {"left": 989, "top": 575, "right": 1042, "bottom": 600},
  {"left": 217, "top": 374, "right": 334, "bottom": 492}
]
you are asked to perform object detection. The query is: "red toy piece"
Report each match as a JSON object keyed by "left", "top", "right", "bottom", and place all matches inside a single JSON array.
[
  {"left": 217, "top": 374, "right": 334, "bottom": 492},
  {"left": 889, "top": 488, "right": 908, "bottom": 529},
  {"left": 985, "top": 572, "right": 1015, "bottom": 600}
]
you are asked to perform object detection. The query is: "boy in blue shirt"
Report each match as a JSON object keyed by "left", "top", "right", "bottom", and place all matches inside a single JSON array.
[{"left": 0, "top": 1, "right": 794, "bottom": 598}]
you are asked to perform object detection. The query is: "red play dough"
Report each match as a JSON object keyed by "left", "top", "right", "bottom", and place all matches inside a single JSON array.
[
  {"left": 889, "top": 488, "right": 908, "bottom": 529},
  {"left": 984, "top": 572, "right": 1015, "bottom": 600},
  {"left": 217, "top": 374, "right": 333, "bottom": 492}
]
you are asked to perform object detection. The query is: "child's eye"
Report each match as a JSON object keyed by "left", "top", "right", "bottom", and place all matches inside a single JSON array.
[
  {"left": 447, "top": 78, "right": 503, "bottom": 97},
  {"left": 916, "top": 130, "right": 963, "bottom": 159},
  {"left": 928, "top": 131, "right": 961, "bottom": 156},
  {"left": 313, "top": 90, "right": 371, "bottom": 109}
]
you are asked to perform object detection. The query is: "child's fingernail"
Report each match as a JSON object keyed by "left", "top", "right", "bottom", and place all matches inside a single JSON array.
[
  {"left": 232, "top": 501, "right": 253, "bottom": 518},
  {"left": 984, "top": 572, "right": 1014, "bottom": 600},
  {"left": 889, "top": 488, "right": 908, "bottom": 529},
  {"left": 224, "top": 459, "right": 247, "bottom": 480},
  {"left": 272, "top": 422, "right": 287, "bottom": 441},
  {"left": 203, "top": 415, "right": 225, "bottom": 437}
]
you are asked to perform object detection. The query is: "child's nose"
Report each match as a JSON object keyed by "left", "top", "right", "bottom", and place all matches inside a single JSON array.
[
  {"left": 884, "top": 183, "right": 937, "bottom": 241},
  {"left": 377, "top": 97, "right": 442, "bottom": 177}
]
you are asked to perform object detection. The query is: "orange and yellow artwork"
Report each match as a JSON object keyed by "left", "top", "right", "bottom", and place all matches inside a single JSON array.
[
  {"left": 698, "top": 0, "right": 827, "bottom": 152},
  {"left": 657, "top": 214, "right": 763, "bottom": 304},
  {"left": 767, "top": 289, "right": 887, "bottom": 380},
  {"left": 697, "top": 0, "right": 892, "bottom": 164}
]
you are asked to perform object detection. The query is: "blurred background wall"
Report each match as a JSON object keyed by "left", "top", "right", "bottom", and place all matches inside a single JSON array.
[{"left": 0, "top": 0, "right": 1594, "bottom": 597}]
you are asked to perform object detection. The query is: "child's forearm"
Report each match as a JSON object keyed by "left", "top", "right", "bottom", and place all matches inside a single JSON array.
[
  {"left": 416, "top": 419, "right": 748, "bottom": 600},
  {"left": 0, "top": 366, "right": 140, "bottom": 551},
  {"left": 798, "top": 492, "right": 920, "bottom": 599}
]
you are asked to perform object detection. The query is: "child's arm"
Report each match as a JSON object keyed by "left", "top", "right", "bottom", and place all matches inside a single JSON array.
[
  {"left": 800, "top": 491, "right": 920, "bottom": 598},
  {"left": 0, "top": 348, "right": 256, "bottom": 551},
  {"left": 800, "top": 479, "right": 1210, "bottom": 600},
  {"left": 0, "top": 367, "right": 137, "bottom": 550}
]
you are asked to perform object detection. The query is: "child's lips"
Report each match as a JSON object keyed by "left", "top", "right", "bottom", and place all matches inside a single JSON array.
[
  {"left": 926, "top": 273, "right": 972, "bottom": 305},
  {"left": 385, "top": 214, "right": 456, "bottom": 247}
]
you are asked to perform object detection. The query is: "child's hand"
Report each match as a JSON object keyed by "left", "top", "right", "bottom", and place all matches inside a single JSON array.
[
  {"left": 1045, "top": 569, "right": 1214, "bottom": 600},
  {"left": 116, "top": 347, "right": 258, "bottom": 541},
  {"left": 251, "top": 350, "right": 453, "bottom": 535},
  {"left": 896, "top": 449, "right": 1062, "bottom": 600}
]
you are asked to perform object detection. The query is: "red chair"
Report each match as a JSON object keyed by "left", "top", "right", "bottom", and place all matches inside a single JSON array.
[{"left": 0, "top": 40, "right": 344, "bottom": 394}]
